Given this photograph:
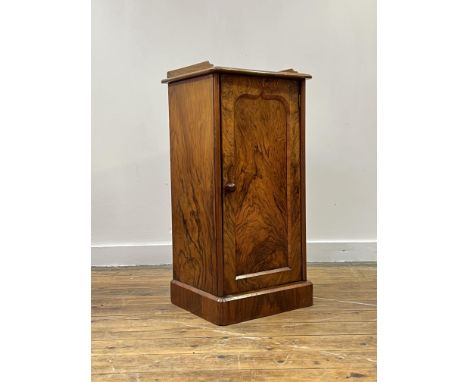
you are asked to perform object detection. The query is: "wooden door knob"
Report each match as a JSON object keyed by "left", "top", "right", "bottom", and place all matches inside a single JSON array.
[{"left": 224, "top": 183, "right": 236, "bottom": 193}]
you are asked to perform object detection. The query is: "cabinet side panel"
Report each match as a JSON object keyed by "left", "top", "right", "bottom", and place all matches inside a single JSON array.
[{"left": 168, "top": 75, "right": 218, "bottom": 294}]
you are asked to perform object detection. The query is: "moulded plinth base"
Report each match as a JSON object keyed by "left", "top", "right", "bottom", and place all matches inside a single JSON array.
[{"left": 170, "top": 279, "right": 313, "bottom": 326}]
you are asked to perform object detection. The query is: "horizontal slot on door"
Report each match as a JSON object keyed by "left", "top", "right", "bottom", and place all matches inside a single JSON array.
[{"left": 235, "top": 267, "right": 291, "bottom": 281}]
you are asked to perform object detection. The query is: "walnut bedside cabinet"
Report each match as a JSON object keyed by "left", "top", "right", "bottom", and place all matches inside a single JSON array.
[{"left": 162, "top": 61, "right": 313, "bottom": 325}]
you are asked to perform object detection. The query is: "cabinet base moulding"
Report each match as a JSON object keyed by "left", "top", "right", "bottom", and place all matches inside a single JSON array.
[{"left": 170, "top": 279, "right": 313, "bottom": 326}]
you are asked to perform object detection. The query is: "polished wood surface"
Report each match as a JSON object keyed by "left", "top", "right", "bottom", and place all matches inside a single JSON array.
[
  {"left": 230, "top": 83, "right": 289, "bottom": 275},
  {"left": 92, "top": 264, "right": 377, "bottom": 381},
  {"left": 221, "top": 75, "right": 303, "bottom": 294},
  {"left": 165, "top": 64, "right": 312, "bottom": 324},
  {"left": 167, "top": 60, "right": 213, "bottom": 79},
  {"left": 299, "top": 80, "right": 307, "bottom": 280},
  {"left": 171, "top": 279, "right": 312, "bottom": 326},
  {"left": 162, "top": 61, "right": 312, "bottom": 84},
  {"left": 168, "top": 74, "right": 220, "bottom": 295}
]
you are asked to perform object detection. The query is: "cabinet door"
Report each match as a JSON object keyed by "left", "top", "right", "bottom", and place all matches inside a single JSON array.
[{"left": 221, "top": 75, "right": 304, "bottom": 294}]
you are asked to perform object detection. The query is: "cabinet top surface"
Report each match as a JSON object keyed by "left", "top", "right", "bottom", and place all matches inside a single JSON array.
[{"left": 162, "top": 61, "right": 312, "bottom": 84}]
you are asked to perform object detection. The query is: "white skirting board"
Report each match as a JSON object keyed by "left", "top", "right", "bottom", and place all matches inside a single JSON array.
[{"left": 91, "top": 241, "right": 376, "bottom": 266}]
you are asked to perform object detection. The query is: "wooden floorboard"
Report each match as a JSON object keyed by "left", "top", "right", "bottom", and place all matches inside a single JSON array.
[{"left": 92, "top": 264, "right": 377, "bottom": 381}]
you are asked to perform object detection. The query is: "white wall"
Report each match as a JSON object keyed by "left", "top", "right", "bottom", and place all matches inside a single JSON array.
[{"left": 92, "top": 0, "right": 376, "bottom": 264}]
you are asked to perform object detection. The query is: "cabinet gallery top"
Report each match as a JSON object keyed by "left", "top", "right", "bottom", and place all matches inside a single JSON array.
[{"left": 161, "top": 61, "right": 312, "bottom": 84}]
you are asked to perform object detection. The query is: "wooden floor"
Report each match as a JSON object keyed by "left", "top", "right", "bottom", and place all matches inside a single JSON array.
[{"left": 92, "top": 264, "right": 376, "bottom": 381}]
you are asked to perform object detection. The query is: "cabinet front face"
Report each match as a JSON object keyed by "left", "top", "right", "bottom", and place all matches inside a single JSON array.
[{"left": 221, "top": 75, "right": 304, "bottom": 294}]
